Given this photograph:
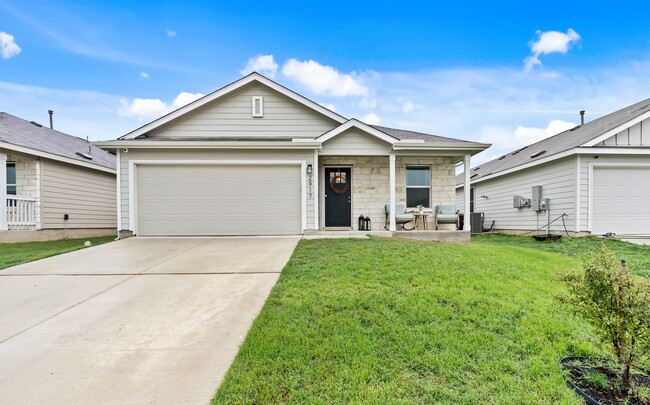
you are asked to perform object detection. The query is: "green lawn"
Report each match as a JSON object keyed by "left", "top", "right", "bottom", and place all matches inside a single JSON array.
[
  {"left": 0, "top": 236, "right": 116, "bottom": 269},
  {"left": 213, "top": 236, "right": 637, "bottom": 404},
  {"left": 473, "top": 234, "right": 650, "bottom": 277}
]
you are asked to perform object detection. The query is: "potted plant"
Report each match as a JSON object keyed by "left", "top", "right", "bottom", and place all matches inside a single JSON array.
[
  {"left": 556, "top": 247, "right": 650, "bottom": 404},
  {"left": 416, "top": 204, "right": 424, "bottom": 214}
]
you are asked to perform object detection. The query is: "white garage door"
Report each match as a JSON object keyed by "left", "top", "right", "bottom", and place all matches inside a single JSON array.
[
  {"left": 592, "top": 166, "right": 650, "bottom": 235},
  {"left": 136, "top": 164, "right": 302, "bottom": 236}
]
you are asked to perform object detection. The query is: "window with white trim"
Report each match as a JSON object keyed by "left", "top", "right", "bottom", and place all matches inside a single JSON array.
[
  {"left": 6, "top": 162, "right": 16, "bottom": 195},
  {"left": 406, "top": 166, "right": 430, "bottom": 208},
  {"left": 252, "top": 96, "right": 263, "bottom": 117}
]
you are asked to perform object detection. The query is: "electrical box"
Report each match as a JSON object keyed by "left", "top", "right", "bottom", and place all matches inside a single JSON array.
[
  {"left": 513, "top": 195, "right": 531, "bottom": 208},
  {"left": 540, "top": 198, "right": 550, "bottom": 211},
  {"left": 532, "top": 186, "right": 542, "bottom": 211}
]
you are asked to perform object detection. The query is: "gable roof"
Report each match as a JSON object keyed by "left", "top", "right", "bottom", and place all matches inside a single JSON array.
[
  {"left": 0, "top": 112, "right": 116, "bottom": 171},
  {"left": 119, "top": 72, "right": 347, "bottom": 140},
  {"left": 372, "top": 125, "right": 479, "bottom": 144},
  {"left": 317, "top": 119, "right": 400, "bottom": 144},
  {"left": 457, "top": 97, "right": 650, "bottom": 185}
]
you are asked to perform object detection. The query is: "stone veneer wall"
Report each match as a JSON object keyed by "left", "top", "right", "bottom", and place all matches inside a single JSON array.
[
  {"left": 321, "top": 156, "right": 456, "bottom": 230},
  {"left": 6, "top": 153, "right": 41, "bottom": 229}
]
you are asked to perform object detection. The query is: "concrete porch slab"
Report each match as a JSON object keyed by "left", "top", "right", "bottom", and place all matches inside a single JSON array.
[{"left": 394, "top": 230, "right": 470, "bottom": 243}]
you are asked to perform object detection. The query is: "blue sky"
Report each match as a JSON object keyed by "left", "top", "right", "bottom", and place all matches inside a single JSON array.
[{"left": 1, "top": 0, "right": 649, "bottom": 164}]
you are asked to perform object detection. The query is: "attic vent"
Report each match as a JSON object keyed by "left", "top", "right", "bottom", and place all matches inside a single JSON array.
[
  {"left": 530, "top": 150, "right": 546, "bottom": 158},
  {"left": 252, "top": 96, "right": 263, "bottom": 118},
  {"left": 512, "top": 146, "right": 528, "bottom": 155},
  {"left": 470, "top": 174, "right": 478, "bottom": 179},
  {"left": 76, "top": 152, "right": 93, "bottom": 160},
  {"left": 30, "top": 121, "right": 43, "bottom": 128},
  {"left": 498, "top": 155, "right": 506, "bottom": 160},
  {"left": 473, "top": 167, "right": 480, "bottom": 171}
]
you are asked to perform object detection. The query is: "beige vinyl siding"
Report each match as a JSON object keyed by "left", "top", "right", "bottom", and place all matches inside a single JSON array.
[
  {"left": 40, "top": 159, "right": 117, "bottom": 229},
  {"left": 456, "top": 156, "right": 578, "bottom": 232},
  {"left": 578, "top": 154, "right": 650, "bottom": 232},
  {"left": 119, "top": 149, "right": 314, "bottom": 232},
  {"left": 321, "top": 129, "right": 392, "bottom": 155},
  {"left": 599, "top": 118, "right": 649, "bottom": 146},
  {"left": 148, "top": 83, "right": 339, "bottom": 139}
]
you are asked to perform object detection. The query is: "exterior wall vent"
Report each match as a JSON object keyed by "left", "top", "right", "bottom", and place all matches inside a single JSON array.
[{"left": 252, "top": 96, "right": 264, "bottom": 118}]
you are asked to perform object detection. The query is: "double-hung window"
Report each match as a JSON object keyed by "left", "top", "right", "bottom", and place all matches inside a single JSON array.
[
  {"left": 406, "top": 166, "right": 430, "bottom": 208},
  {"left": 6, "top": 162, "right": 16, "bottom": 195}
]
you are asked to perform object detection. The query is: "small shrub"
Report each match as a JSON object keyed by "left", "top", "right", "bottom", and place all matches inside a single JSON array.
[{"left": 557, "top": 246, "right": 650, "bottom": 396}]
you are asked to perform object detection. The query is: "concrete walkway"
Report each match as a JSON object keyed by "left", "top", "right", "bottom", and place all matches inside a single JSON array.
[{"left": 0, "top": 236, "right": 299, "bottom": 405}]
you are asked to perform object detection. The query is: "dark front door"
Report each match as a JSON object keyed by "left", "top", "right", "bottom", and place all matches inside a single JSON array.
[{"left": 325, "top": 167, "right": 351, "bottom": 227}]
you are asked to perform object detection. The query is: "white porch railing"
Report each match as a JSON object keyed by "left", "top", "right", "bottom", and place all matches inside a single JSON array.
[{"left": 6, "top": 195, "right": 36, "bottom": 230}]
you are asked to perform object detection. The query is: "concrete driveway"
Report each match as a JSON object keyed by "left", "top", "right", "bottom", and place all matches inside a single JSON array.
[{"left": 0, "top": 236, "right": 299, "bottom": 405}]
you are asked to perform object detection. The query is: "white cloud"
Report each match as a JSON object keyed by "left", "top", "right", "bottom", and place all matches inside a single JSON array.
[
  {"left": 282, "top": 59, "right": 369, "bottom": 97},
  {"left": 359, "top": 98, "right": 377, "bottom": 109},
  {"left": 119, "top": 91, "right": 204, "bottom": 121},
  {"left": 514, "top": 119, "right": 577, "bottom": 144},
  {"left": 361, "top": 113, "right": 380, "bottom": 125},
  {"left": 166, "top": 28, "right": 176, "bottom": 37},
  {"left": 140, "top": 72, "right": 149, "bottom": 79},
  {"left": 0, "top": 32, "right": 21, "bottom": 59},
  {"left": 525, "top": 28, "right": 581, "bottom": 71},
  {"left": 402, "top": 101, "right": 414, "bottom": 113},
  {"left": 240, "top": 55, "right": 278, "bottom": 78}
]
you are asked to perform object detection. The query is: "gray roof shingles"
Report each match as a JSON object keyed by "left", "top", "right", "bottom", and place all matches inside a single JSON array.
[
  {"left": 372, "top": 125, "right": 476, "bottom": 144},
  {"left": 456, "top": 97, "right": 650, "bottom": 185},
  {"left": 0, "top": 112, "right": 115, "bottom": 170}
]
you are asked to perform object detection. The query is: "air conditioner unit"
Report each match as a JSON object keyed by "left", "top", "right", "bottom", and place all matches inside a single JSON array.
[{"left": 470, "top": 212, "right": 484, "bottom": 234}]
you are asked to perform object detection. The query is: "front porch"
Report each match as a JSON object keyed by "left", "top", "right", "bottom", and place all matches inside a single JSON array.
[
  {"left": 1, "top": 152, "right": 39, "bottom": 233},
  {"left": 314, "top": 154, "right": 472, "bottom": 236}
]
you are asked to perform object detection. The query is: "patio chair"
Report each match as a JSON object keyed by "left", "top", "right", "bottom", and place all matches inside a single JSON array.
[
  {"left": 434, "top": 204, "right": 460, "bottom": 230},
  {"left": 385, "top": 204, "right": 415, "bottom": 230}
]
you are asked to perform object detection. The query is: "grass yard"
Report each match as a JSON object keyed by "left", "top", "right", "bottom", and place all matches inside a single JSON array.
[
  {"left": 212, "top": 236, "right": 640, "bottom": 404},
  {"left": 474, "top": 234, "right": 650, "bottom": 277},
  {"left": 0, "top": 236, "right": 116, "bottom": 269}
]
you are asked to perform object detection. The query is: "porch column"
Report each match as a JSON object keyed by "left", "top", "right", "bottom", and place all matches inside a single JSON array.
[
  {"left": 389, "top": 154, "right": 396, "bottom": 231},
  {"left": 0, "top": 153, "right": 7, "bottom": 231},
  {"left": 463, "top": 154, "right": 471, "bottom": 232},
  {"left": 313, "top": 149, "right": 319, "bottom": 230}
]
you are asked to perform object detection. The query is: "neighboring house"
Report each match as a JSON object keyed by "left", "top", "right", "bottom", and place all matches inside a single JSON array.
[
  {"left": 0, "top": 113, "right": 117, "bottom": 242},
  {"left": 456, "top": 98, "right": 650, "bottom": 237},
  {"left": 95, "top": 73, "right": 489, "bottom": 238}
]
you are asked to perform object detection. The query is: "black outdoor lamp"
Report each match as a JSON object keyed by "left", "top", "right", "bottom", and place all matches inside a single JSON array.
[{"left": 306, "top": 164, "right": 313, "bottom": 175}]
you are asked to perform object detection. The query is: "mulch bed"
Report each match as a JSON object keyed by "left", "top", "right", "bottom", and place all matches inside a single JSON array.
[{"left": 562, "top": 357, "right": 649, "bottom": 404}]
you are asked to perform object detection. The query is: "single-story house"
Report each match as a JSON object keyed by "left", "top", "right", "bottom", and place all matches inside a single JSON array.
[
  {"left": 95, "top": 73, "right": 489, "bottom": 238},
  {"left": 456, "top": 98, "right": 650, "bottom": 237},
  {"left": 1, "top": 112, "right": 117, "bottom": 242}
]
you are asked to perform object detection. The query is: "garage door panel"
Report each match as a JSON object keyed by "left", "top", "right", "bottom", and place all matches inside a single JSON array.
[
  {"left": 592, "top": 166, "right": 650, "bottom": 235},
  {"left": 137, "top": 165, "right": 301, "bottom": 236}
]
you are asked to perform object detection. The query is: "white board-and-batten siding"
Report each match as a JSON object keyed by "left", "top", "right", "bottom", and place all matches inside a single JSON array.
[
  {"left": 321, "top": 128, "right": 392, "bottom": 156},
  {"left": 118, "top": 149, "right": 315, "bottom": 232},
  {"left": 40, "top": 159, "right": 117, "bottom": 229},
  {"left": 456, "top": 156, "right": 578, "bottom": 232},
  {"left": 147, "top": 83, "right": 339, "bottom": 139},
  {"left": 598, "top": 118, "right": 649, "bottom": 146}
]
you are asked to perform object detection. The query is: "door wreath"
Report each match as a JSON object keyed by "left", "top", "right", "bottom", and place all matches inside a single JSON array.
[{"left": 329, "top": 173, "right": 349, "bottom": 194}]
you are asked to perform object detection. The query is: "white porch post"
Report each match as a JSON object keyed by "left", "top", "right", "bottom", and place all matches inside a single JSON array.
[
  {"left": 463, "top": 154, "right": 471, "bottom": 232},
  {"left": 313, "top": 149, "right": 319, "bottom": 230},
  {"left": 0, "top": 153, "right": 7, "bottom": 231},
  {"left": 389, "top": 154, "right": 396, "bottom": 231}
]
